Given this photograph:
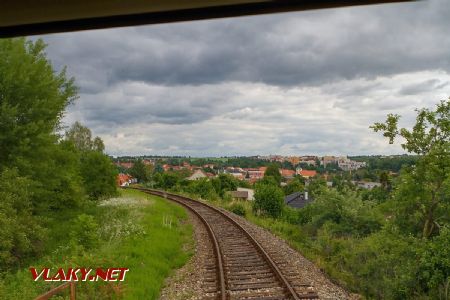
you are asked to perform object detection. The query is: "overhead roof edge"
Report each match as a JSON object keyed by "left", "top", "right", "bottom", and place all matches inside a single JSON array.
[{"left": 0, "top": 0, "right": 416, "bottom": 38}]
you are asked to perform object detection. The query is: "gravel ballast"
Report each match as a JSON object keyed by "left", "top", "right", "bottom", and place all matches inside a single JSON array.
[
  {"left": 160, "top": 201, "right": 358, "bottom": 300},
  {"left": 218, "top": 207, "right": 359, "bottom": 300}
]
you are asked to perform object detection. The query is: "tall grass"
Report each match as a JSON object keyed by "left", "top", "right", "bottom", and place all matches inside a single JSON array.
[{"left": 0, "top": 189, "right": 193, "bottom": 300}]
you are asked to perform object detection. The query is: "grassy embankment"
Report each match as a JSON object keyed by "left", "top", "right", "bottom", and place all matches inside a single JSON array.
[{"left": 0, "top": 189, "right": 192, "bottom": 300}]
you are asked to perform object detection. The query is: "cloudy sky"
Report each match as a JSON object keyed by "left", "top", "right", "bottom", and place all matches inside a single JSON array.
[{"left": 39, "top": 0, "right": 450, "bottom": 157}]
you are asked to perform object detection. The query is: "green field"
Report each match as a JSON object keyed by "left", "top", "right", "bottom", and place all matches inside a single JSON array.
[{"left": 0, "top": 189, "right": 193, "bottom": 300}]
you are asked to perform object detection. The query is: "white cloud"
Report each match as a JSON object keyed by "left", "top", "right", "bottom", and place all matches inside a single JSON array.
[{"left": 62, "top": 70, "right": 450, "bottom": 156}]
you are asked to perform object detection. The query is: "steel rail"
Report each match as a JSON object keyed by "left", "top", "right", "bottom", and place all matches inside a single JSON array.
[
  {"left": 141, "top": 189, "right": 226, "bottom": 300},
  {"left": 133, "top": 187, "right": 310, "bottom": 300}
]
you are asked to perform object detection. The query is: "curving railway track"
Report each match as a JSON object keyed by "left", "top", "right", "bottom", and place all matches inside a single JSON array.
[{"left": 134, "top": 188, "right": 319, "bottom": 300}]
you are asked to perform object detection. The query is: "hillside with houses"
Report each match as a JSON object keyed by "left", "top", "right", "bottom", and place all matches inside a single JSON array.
[{"left": 114, "top": 154, "right": 415, "bottom": 210}]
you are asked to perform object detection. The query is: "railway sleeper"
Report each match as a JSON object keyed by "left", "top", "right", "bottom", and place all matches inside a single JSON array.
[
  {"left": 228, "top": 282, "right": 281, "bottom": 291},
  {"left": 227, "top": 273, "right": 275, "bottom": 281},
  {"left": 228, "top": 278, "right": 279, "bottom": 286}
]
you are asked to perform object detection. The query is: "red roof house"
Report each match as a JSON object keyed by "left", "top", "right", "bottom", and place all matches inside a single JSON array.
[{"left": 299, "top": 169, "right": 317, "bottom": 179}]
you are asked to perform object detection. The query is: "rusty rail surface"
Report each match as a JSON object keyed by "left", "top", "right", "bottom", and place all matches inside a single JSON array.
[
  {"left": 34, "top": 281, "right": 76, "bottom": 300},
  {"left": 134, "top": 187, "right": 318, "bottom": 300}
]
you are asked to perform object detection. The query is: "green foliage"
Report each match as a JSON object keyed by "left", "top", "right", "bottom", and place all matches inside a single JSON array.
[
  {"left": 340, "top": 229, "right": 421, "bottom": 299},
  {"left": 211, "top": 173, "right": 239, "bottom": 197},
  {"left": 330, "top": 175, "right": 355, "bottom": 192},
  {"left": 228, "top": 203, "right": 246, "bottom": 216},
  {"left": 264, "top": 163, "right": 282, "bottom": 184},
  {"left": 0, "top": 39, "right": 119, "bottom": 274},
  {"left": 281, "top": 205, "right": 302, "bottom": 225},
  {"left": 371, "top": 113, "right": 401, "bottom": 144},
  {"left": 225, "top": 157, "right": 268, "bottom": 168},
  {"left": 0, "top": 38, "right": 81, "bottom": 212},
  {"left": 0, "top": 169, "right": 46, "bottom": 270},
  {"left": 129, "top": 159, "right": 152, "bottom": 183},
  {"left": 372, "top": 99, "right": 450, "bottom": 238},
  {"left": 283, "top": 177, "right": 304, "bottom": 195},
  {"left": 351, "top": 155, "right": 419, "bottom": 173},
  {"left": 360, "top": 186, "right": 390, "bottom": 203},
  {"left": 372, "top": 100, "right": 450, "bottom": 155},
  {"left": 33, "top": 141, "right": 85, "bottom": 210},
  {"left": 253, "top": 183, "right": 285, "bottom": 218},
  {"left": 157, "top": 172, "right": 180, "bottom": 190},
  {"left": 418, "top": 226, "right": 450, "bottom": 296},
  {"left": 0, "top": 189, "right": 193, "bottom": 300},
  {"left": 185, "top": 178, "right": 218, "bottom": 200},
  {"left": 64, "top": 122, "right": 117, "bottom": 201},
  {"left": 65, "top": 121, "right": 104, "bottom": 152},
  {"left": 308, "top": 177, "right": 327, "bottom": 198},
  {"left": 69, "top": 214, "right": 99, "bottom": 250},
  {"left": 302, "top": 188, "right": 382, "bottom": 237},
  {"left": 256, "top": 175, "right": 279, "bottom": 187},
  {"left": 0, "top": 38, "right": 77, "bottom": 171},
  {"left": 80, "top": 151, "right": 118, "bottom": 200}
]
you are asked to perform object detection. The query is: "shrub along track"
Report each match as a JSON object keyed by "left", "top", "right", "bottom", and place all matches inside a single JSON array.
[{"left": 133, "top": 188, "right": 319, "bottom": 300}]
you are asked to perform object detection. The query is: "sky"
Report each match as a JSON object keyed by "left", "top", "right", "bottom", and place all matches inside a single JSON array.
[{"left": 39, "top": 0, "right": 450, "bottom": 157}]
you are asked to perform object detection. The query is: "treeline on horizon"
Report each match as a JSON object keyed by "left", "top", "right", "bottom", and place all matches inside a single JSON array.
[{"left": 116, "top": 154, "right": 419, "bottom": 172}]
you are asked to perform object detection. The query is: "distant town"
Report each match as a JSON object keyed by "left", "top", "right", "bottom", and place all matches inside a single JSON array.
[{"left": 115, "top": 154, "right": 417, "bottom": 197}]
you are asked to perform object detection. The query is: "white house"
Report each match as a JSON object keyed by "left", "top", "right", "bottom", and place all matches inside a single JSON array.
[
  {"left": 187, "top": 169, "right": 207, "bottom": 180},
  {"left": 237, "top": 187, "right": 255, "bottom": 200}
]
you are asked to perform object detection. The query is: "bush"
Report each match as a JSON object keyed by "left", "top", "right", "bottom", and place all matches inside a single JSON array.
[
  {"left": 339, "top": 229, "right": 421, "bottom": 299},
  {"left": 157, "top": 173, "right": 179, "bottom": 190},
  {"left": 185, "top": 178, "right": 217, "bottom": 200},
  {"left": 418, "top": 226, "right": 450, "bottom": 297},
  {"left": 253, "top": 184, "right": 284, "bottom": 218},
  {"left": 70, "top": 214, "right": 99, "bottom": 249},
  {"left": 211, "top": 174, "right": 239, "bottom": 197},
  {"left": 229, "top": 203, "right": 246, "bottom": 216},
  {"left": 80, "top": 151, "right": 118, "bottom": 200},
  {"left": 281, "top": 206, "right": 301, "bottom": 224},
  {"left": 301, "top": 188, "right": 382, "bottom": 237},
  {"left": 0, "top": 169, "right": 46, "bottom": 270}
]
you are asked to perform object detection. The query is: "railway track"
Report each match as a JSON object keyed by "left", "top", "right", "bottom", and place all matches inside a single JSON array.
[{"left": 134, "top": 188, "right": 319, "bottom": 300}]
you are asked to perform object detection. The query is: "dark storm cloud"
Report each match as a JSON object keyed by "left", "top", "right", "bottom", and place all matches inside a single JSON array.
[
  {"left": 69, "top": 82, "right": 242, "bottom": 128},
  {"left": 42, "top": 0, "right": 450, "bottom": 90}
]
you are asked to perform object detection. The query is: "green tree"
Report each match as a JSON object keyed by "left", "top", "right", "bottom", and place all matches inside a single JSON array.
[
  {"left": 253, "top": 183, "right": 285, "bottom": 218},
  {"left": 0, "top": 38, "right": 77, "bottom": 170},
  {"left": 264, "top": 164, "right": 281, "bottom": 184},
  {"left": 36, "top": 141, "right": 85, "bottom": 209},
  {"left": 69, "top": 214, "right": 99, "bottom": 250},
  {"left": 64, "top": 122, "right": 117, "bottom": 201},
  {"left": 417, "top": 226, "right": 450, "bottom": 297},
  {"left": 158, "top": 173, "right": 179, "bottom": 190},
  {"left": 80, "top": 151, "right": 118, "bottom": 200},
  {"left": 283, "top": 178, "right": 305, "bottom": 195},
  {"left": 65, "top": 121, "right": 105, "bottom": 152},
  {"left": 129, "top": 159, "right": 152, "bottom": 183},
  {"left": 308, "top": 177, "right": 327, "bottom": 198},
  {"left": 371, "top": 100, "right": 450, "bottom": 238},
  {"left": 302, "top": 188, "right": 382, "bottom": 237},
  {"left": 378, "top": 170, "right": 391, "bottom": 190},
  {"left": 93, "top": 136, "right": 105, "bottom": 153},
  {"left": 0, "top": 169, "right": 46, "bottom": 269},
  {"left": 186, "top": 178, "right": 217, "bottom": 199},
  {"left": 211, "top": 173, "right": 239, "bottom": 197},
  {"left": 0, "top": 38, "right": 78, "bottom": 211},
  {"left": 257, "top": 175, "right": 279, "bottom": 187}
]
